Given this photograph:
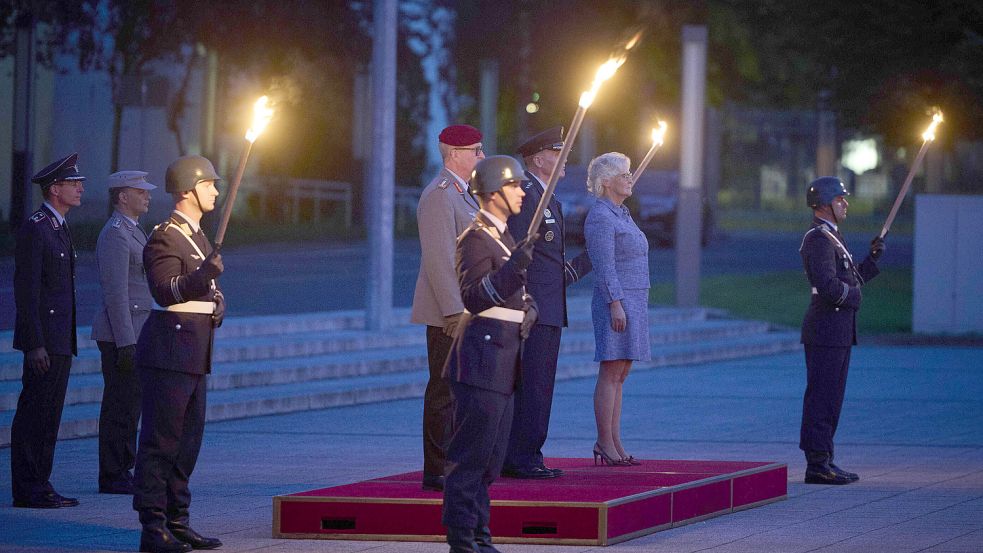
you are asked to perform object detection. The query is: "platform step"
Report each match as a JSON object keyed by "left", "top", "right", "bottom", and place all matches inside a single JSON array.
[{"left": 0, "top": 328, "right": 799, "bottom": 446}]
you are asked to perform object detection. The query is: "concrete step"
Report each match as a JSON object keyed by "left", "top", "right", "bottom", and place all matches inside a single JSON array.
[
  {"left": 0, "top": 329, "right": 800, "bottom": 447},
  {"left": 0, "top": 319, "right": 769, "bottom": 410},
  {"left": 0, "top": 304, "right": 714, "bottom": 380}
]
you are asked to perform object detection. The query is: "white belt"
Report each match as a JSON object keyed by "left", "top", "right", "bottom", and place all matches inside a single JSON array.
[
  {"left": 467, "top": 306, "right": 524, "bottom": 323},
  {"left": 811, "top": 287, "right": 818, "bottom": 295},
  {"left": 153, "top": 301, "right": 215, "bottom": 315}
]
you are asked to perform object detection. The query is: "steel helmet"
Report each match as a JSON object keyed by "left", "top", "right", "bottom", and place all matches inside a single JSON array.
[
  {"left": 806, "top": 176, "right": 849, "bottom": 208},
  {"left": 469, "top": 155, "right": 525, "bottom": 195},
  {"left": 165, "top": 155, "right": 222, "bottom": 193}
]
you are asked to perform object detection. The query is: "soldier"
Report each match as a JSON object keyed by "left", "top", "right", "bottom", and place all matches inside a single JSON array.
[
  {"left": 91, "top": 171, "right": 157, "bottom": 494},
  {"left": 132, "top": 155, "right": 225, "bottom": 553},
  {"left": 502, "top": 126, "right": 592, "bottom": 479},
  {"left": 10, "top": 153, "right": 85, "bottom": 509},
  {"left": 442, "top": 155, "right": 537, "bottom": 553},
  {"left": 799, "top": 176, "right": 885, "bottom": 485},
  {"left": 411, "top": 124, "right": 484, "bottom": 492}
]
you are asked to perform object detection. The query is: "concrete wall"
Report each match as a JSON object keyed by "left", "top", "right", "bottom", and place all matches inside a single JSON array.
[{"left": 912, "top": 194, "right": 983, "bottom": 334}]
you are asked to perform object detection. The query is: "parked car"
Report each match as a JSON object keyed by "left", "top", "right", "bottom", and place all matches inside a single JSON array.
[{"left": 554, "top": 166, "right": 712, "bottom": 248}]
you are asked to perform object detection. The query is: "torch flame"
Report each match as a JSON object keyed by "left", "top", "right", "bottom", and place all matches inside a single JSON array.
[
  {"left": 921, "top": 110, "right": 943, "bottom": 142},
  {"left": 579, "top": 56, "right": 627, "bottom": 108},
  {"left": 651, "top": 121, "right": 668, "bottom": 146},
  {"left": 245, "top": 96, "right": 275, "bottom": 143},
  {"left": 623, "top": 30, "right": 643, "bottom": 51}
]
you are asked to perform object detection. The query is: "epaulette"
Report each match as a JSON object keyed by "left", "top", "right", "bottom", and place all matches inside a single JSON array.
[
  {"left": 158, "top": 220, "right": 193, "bottom": 236},
  {"left": 111, "top": 217, "right": 122, "bottom": 229},
  {"left": 29, "top": 211, "right": 46, "bottom": 223},
  {"left": 437, "top": 178, "right": 450, "bottom": 190}
]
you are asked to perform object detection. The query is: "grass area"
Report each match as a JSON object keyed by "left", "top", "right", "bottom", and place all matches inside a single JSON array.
[
  {"left": 651, "top": 268, "right": 913, "bottom": 334},
  {"left": 716, "top": 209, "right": 913, "bottom": 236}
]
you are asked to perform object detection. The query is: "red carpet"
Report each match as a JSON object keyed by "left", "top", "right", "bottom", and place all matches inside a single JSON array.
[{"left": 273, "top": 458, "right": 787, "bottom": 545}]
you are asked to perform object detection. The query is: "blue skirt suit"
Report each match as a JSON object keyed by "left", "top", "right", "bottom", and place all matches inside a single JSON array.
[{"left": 584, "top": 197, "right": 651, "bottom": 362}]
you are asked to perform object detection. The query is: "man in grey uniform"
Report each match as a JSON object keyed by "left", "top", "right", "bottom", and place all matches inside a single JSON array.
[
  {"left": 411, "top": 124, "right": 484, "bottom": 492},
  {"left": 91, "top": 170, "right": 157, "bottom": 494}
]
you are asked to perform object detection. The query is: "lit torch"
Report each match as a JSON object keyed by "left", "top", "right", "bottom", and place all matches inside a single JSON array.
[
  {"left": 526, "top": 31, "right": 642, "bottom": 238},
  {"left": 879, "top": 108, "right": 943, "bottom": 239},
  {"left": 630, "top": 121, "right": 668, "bottom": 186},
  {"left": 214, "top": 95, "right": 275, "bottom": 249}
]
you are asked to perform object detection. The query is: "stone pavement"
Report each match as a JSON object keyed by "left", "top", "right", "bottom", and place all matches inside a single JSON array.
[{"left": 2, "top": 345, "right": 981, "bottom": 553}]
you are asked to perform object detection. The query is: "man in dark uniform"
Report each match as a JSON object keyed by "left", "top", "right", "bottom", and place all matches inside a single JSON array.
[
  {"left": 503, "top": 126, "right": 592, "bottom": 479},
  {"left": 11, "top": 153, "right": 85, "bottom": 509},
  {"left": 442, "top": 156, "right": 537, "bottom": 553},
  {"left": 132, "top": 155, "right": 225, "bottom": 553},
  {"left": 91, "top": 171, "right": 157, "bottom": 494},
  {"left": 799, "top": 176, "right": 884, "bottom": 485}
]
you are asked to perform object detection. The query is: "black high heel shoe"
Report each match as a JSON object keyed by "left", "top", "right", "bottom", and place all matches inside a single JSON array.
[{"left": 594, "top": 442, "right": 629, "bottom": 466}]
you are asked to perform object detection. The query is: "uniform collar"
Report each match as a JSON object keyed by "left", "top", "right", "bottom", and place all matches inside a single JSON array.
[
  {"left": 42, "top": 202, "right": 66, "bottom": 226},
  {"left": 113, "top": 210, "right": 138, "bottom": 228},
  {"left": 816, "top": 216, "right": 838, "bottom": 232},
  {"left": 172, "top": 209, "right": 201, "bottom": 233},
  {"left": 444, "top": 167, "right": 469, "bottom": 190},
  {"left": 479, "top": 209, "right": 507, "bottom": 234}
]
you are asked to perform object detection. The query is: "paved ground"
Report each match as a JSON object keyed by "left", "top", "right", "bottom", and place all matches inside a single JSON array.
[
  {"left": 0, "top": 230, "right": 913, "bottom": 330},
  {"left": 1, "top": 344, "right": 980, "bottom": 552}
]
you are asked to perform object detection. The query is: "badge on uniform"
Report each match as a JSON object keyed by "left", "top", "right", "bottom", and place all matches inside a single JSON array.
[
  {"left": 112, "top": 217, "right": 122, "bottom": 229},
  {"left": 544, "top": 230, "right": 555, "bottom": 242},
  {"left": 30, "top": 212, "right": 46, "bottom": 223},
  {"left": 544, "top": 208, "right": 552, "bottom": 218}
]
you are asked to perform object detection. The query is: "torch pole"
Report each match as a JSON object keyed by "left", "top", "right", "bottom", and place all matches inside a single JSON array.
[
  {"left": 879, "top": 139, "right": 930, "bottom": 239},
  {"left": 630, "top": 142, "right": 662, "bottom": 187},
  {"left": 214, "top": 140, "right": 253, "bottom": 249},
  {"left": 527, "top": 105, "right": 587, "bottom": 237}
]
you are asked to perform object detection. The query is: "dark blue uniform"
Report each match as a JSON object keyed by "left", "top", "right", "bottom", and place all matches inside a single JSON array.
[
  {"left": 133, "top": 214, "right": 221, "bottom": 530},
  {"left": 503, "top": 172, "right": 591, "bottom": 473},
  {"left": 799, "top": 217, "right": 879, "bottom": 455},
  {"left": 442, "top": 213, "right": 528, "bottom": 544},
  {"left": 10, "top": 204, "right": 78, "bottom": 505}
]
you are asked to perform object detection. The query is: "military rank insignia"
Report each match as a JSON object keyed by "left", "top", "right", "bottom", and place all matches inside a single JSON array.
[{"left": 30, "top": 212, "right": 46, "bottom": 223}]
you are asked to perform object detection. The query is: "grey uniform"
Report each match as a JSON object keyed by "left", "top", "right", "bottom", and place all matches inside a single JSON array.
[
  {"left": 90, "top": 211, "right": 153, "bottom": 490},
  {"left": 411, "top": 167, "right": 480, "bottom": 482}
]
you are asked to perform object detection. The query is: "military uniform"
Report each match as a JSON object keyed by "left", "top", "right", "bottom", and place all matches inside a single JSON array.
[
  {"left": 11, "top": 153, "right": 84, "bottom": 509},
  {"left": 799, "top": 217, "right": 879, "bottom": 462},
  {"left": 411, "top": 166, "right": 480, "bottom": 486},
  {"left": 503, "top": 130, "right": 591, "bottom": 477},
  {"left": 91, "top": 205, "right": 154, "bottom": 492},
  {"left": 442, "top": 211, "right": 528, "bottom": 550},
  {"left": 132, "top": 211, "right": 221, "bottom": 534}
]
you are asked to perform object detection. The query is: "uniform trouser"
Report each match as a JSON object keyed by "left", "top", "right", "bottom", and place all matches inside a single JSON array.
[
  {"left": 132, "top": 365, "right": 206, "bottom": 526},
  {"left": 10, "top": 353, "right": 72, "bottom": 501},
  {"left": 97, "top": 341, "right": 142, "bottom": 487},
  {"left": 504, "top": 324, "right": 562, "bottom": 471},
  {"left": 800, "top": 345, "right": 852, "bottom": 454},
  {"left": 423, "top": 326, "right": 454, "bottom": 478},
  {"left": 442, "top": 381, "right": 514, "bottom": 530}
]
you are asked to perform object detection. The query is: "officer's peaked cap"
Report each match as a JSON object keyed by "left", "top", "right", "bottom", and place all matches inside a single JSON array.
[
  {"left": 108, "top": 170, "right": 157, "bottom": 190},
  {"left": 517, "top": 126, "right": 565, "bottom": 158},
  {"left": 32, "top": 153, "right": 86, "bottom": 187}
]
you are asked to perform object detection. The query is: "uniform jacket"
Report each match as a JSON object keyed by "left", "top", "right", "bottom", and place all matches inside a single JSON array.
[
  {"left": 800, "top": 217, "right": 880, "bottom": 347},
  {"left": 584, "top": 197, "right": 650, "bottom": 304},
  {"left": 13, "top": 204, "right": 77, "bottom": 356},
  {"left": 90, "top": 211, "right": 153, "bottom": 346},
  {"left": 507, "top": 171, "right": 592, "bottom": 327},
  {"left": 135, "top": 213, "right": 221, "bottom": 374},
  {"left": 443, "top": 214, "right": 527, "bottom": 394},
  {"left": 411, "top": 167, "right": 480, "bottom": 327}
]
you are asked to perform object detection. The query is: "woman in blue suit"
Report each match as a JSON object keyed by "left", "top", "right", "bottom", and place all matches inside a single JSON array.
[{"left": 584, "top": 152, "right": 651, "bottom": 466}]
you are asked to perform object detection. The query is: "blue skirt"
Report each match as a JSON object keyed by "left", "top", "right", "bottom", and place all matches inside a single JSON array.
[{"left": 591, "top": 288, "right": 651, "bottom": 362}]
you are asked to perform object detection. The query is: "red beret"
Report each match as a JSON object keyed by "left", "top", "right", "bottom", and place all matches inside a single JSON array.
[{"left": 439, "top": 125, "right": 482, "bottom": 146}]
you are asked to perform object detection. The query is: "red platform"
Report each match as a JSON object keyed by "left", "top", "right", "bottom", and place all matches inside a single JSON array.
[{"left": 273, "top": 458, "right": 787, "bottom": 546}]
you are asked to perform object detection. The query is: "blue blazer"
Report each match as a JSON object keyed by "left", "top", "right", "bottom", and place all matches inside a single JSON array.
[
  {"left": 800, "top": 218, "right": 879, "bottom": 347},
  {"left": 507, "top": 171, "right": 591, "bottom": 327}
]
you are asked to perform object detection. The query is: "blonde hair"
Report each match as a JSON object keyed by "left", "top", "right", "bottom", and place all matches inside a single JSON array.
[{"left": 586, "top": 152, "right": 630, "bottom": 196}]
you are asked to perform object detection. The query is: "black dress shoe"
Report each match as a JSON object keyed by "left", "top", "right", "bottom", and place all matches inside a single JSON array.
[
  {"left": 100, "top": 478, "right": 135, "bottom": 494},
  {"left": 168, "top": 524, "right": 222, "bottom": 550},
  {"left": 542, "top": 465, "right": 564, "bottom": 477},
  {"left": 13, "top": 495, "right": 62, "bottom": 509},
  {"left": 804, "top": 465, "right": 852, "bottom": 485},
  {"left": 140, "top": 527, "right": 193, "bottom": 553},
  {"left": 501, "top": 466, "right": 558, "bottom": 479},
  {"left": 46, "top": 491, "right": 79, "bottom": 507},
  {"left": 421, "top": 474, "right": 445, "bottom": 491},
  {"left": 829, "top": 462, "right": 860, "bottom": 482},
  {"left": 474, "top": 525, "right": 502, "bottom": 553}
]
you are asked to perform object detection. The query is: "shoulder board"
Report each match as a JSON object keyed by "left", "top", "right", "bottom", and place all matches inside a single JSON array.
[
  {"left": 159, "top": 220, "right": 193, "bottom": 236},
  {"left": 437, "top": 178, "right": 450, "bottom": 190},
  {"left": 29, "top": 211, "right": 46, "bottom": 223},
  {"left": 111, "top": 217, "right": 122, "bottom": 229}
]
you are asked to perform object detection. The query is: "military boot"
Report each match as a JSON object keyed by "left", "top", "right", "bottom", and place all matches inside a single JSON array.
[
  {"left": 829, "top": 453, "right": 860, "bottom": 482},
  {"left": 474, "top": 525, "right": 502, "bottom": 553},
  {"left": 804, "top": 451, "right": 851, "bottom": 485},
  {"left": 167, "top": 518, "right": 222, "bottom": 550},
  {"left": 139, "top": 510, "right": 192, "bottom": 553},
  {"left": 446, "top": 526, "right": 478, "bottom": 553}
]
